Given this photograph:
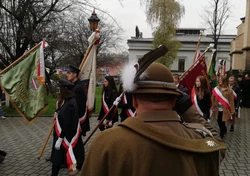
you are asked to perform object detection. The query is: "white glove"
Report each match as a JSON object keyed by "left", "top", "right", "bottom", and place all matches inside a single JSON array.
[
  {"left": 113, "top": 97, "right": 121, "bottom": 106},
  {"left": 55, "top": 138, "right": 63, "bottom": 150}
]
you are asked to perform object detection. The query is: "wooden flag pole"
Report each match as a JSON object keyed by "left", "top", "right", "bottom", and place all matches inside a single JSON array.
[
  {"left": 180, "top": 45, "right": 211, "bottom": 80},
  {"left": 193, "top": 33, "right": 202, "bottom": 62},
  {"left": 37, "top": 121, "right": 55, "bottom": 160},
  {"left": 207, "top": 49, "right": 216, "bottom": 74},
  {"left": 83, "top": 92, "right": 124, "bottom": 146},
  {"left": 0, "top": 42, "right": 41, "bottom": 75},
  {"left": 79, "top": 44, "right": 94, "bottom": 70}
]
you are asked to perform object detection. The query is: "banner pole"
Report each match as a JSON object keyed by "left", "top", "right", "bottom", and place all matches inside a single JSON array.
[{"left": 180, "top": 47, "right": 210, "bottom": 80}]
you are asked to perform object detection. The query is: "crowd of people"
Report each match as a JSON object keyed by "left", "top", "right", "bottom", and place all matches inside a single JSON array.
[{"left": 1, "top": 60, "right": 250, "bottom": 175}]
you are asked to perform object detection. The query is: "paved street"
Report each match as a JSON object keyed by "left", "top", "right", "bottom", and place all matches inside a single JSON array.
[{"left": 0, "top": 108, "right": 250, "bottom": 176}]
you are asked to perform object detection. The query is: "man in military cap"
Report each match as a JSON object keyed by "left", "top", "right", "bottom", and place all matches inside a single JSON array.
[
  {"left": 66, "top": 64, "right": 90, "bottom": 136},
  {"left": 80, "top": 62, "right": 226, "bottom": 176}
]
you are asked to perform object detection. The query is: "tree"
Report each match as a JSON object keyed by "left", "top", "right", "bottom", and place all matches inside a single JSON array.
[
  {"left": 0, "top": 0, "right": 76, "bottom": 69},
  {"left": 200, "top": 0, "right": 231, "bottom": 59},
  {"left": 142, "top": 0, "right": 185, "bottom": 67}
]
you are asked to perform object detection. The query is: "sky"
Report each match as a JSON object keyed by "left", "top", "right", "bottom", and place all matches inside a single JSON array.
[{"left": 97, "top": 0, "right": 247, "bottom": 48}]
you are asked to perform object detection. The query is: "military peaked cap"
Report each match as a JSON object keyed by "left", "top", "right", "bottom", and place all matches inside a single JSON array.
[{"left": 67, "top": 64, "right": 80, "bottom": 74}]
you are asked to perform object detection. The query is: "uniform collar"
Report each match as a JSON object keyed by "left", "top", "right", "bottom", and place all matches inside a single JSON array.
[{"left": 135, "top": 110, "right": 181, "bottom": 122}]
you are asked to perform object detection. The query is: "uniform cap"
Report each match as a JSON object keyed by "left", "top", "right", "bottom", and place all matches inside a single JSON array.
[{"left": 67, "top": 64, "right": 80, "bottom": 74}]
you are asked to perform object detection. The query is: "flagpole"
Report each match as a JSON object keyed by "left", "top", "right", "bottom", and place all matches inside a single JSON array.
[
  {"left": 180, "top": 44, "right": 213, "bottom": 80},
  {"left": 207, "top": 49, "right": 216, "bottom": 74},
  {"left": 0, "top": 42, "right": 42, "bottom": 75},
  {"left": 79, "top": 44, "right": 94, "bottom": 70},
  {"left": 37, "top": 121, "right": 55, "bottom": 160},
  {"left": 193, "top": 33, "right": 202, "bottom": 63},
  {"left": 83, "top": 92, "right": 124, "bottom": 146}
]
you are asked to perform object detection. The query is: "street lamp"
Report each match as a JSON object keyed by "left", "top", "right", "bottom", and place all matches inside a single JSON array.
[{"left": 88, "top": 9, "right": 100, "bottom": 31}]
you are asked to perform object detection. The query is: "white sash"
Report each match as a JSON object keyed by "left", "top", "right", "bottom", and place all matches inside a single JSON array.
[
  {"left": 191, "top": 88, "right": 204, "bottom": 116},
  {"left": 212, "top": 87, "right": 231, "bottom": 112},
  {"left": 122, "top": 94, "right": 136, "bottom": 117},
  {"left": 55, "top": 114, "right": 81, "bottom": 172}
]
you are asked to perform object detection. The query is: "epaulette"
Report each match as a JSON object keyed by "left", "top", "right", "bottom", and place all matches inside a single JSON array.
[{"left": 182, "top": 122, "right": 213, "bottom": 138}]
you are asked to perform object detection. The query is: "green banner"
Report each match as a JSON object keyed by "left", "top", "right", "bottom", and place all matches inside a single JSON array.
[{"left": 0, "top": 47, "right": 48, "bottom": 122}]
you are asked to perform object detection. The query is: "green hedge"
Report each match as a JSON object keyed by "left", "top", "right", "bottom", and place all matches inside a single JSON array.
[{"left": 2, "top": 86, "right": 103, "bottom": 116}]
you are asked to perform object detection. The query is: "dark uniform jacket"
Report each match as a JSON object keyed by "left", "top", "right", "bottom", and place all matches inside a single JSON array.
[
  {"left": 118, "top": 84, "right": 136, "bottom": 122},
  {"left": 51, "top": 97, "right": 84, "bottom": 169},
  {"left": 73, "top": 79, "right": 90, "bottom": 133},
  {"left": 81, "top": 110, "right": 226, "bottom": 176},
  {"left": 196, "top": 90, "right": 211, "bottom": 120},
  {"left": 230, "top": 84, "right": 241, "bottom": 111},
  {"left": 98, "top": 87, "right": 118, "bottom": 123}
]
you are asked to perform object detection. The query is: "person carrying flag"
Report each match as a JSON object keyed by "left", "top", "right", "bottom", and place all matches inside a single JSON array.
[{"left": 66, "top": 65, "right": 90, "bottom": 136}]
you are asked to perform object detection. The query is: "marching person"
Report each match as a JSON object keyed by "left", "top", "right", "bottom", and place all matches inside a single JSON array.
[
  {"left": 66, "top": 65, "right": 90, "bottom": 136},
  {"left": 228, "top": 76, "right": 241, "bottom": 132},
  {"left": 117, "top": 83, "right": 136, "bottom": 122},
  {"left": 191, "top": 76, "right": 211, "bottom": 121},
  {"left": 211, "top": 76, "right": 235, "bottom": 139},
  {"left": 98, "top": 76, "right": 119, "bottom": 130},
  {"left": 81, "top": 62, "right": 226, "bottom": 176},
  {"left": 51, "top": 80, "right": 84, "bottom": 176}
]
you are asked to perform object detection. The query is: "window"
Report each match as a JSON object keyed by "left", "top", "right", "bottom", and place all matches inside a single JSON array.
[{"left": 178, "top": 59, "right": 185, "bottom": 71}]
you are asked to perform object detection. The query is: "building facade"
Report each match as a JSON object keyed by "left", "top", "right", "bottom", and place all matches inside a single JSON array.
[
  {"left": 230, "top": 0, "right": 250, "bottom": 74},
  {"left": 127, "top": 28, "right": 235, "bottom": 75}
]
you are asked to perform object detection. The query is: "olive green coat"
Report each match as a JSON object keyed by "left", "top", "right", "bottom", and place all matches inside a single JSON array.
[{"left": 81, "top": 110, "right": 226, "bottom": 176}]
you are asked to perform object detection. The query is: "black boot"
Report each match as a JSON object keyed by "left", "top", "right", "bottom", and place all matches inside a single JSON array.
[{"left": 230, "top": 125, "right": 234, "bottom": 132}]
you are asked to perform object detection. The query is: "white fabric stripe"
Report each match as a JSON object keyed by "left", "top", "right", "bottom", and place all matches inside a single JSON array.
[
  {"left": 79, "top": 101, "right": 88, "bottom": 123},
  {"left": 193, "top": 93, "right": 204, "bottom": 116},
  {"left": 123, "top": 94, "right": 135, "bottom": 117},
  {"left": 232, "top": 89, "right": 237, "bottom": 99},
  {"left": 56, "top": 115, "right": 62, "bottom": 134},
  {"left": 102, "top": 92, "right": 109, "bottom": 113},
  {"left": 214, "top": 87, "right": 231, "bottom": 109},
  {"left": 69, "top": 145, "right": 77, "bottom": 166}
]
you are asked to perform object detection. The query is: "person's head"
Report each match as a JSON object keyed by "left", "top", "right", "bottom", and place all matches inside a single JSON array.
[
  {"left": 218, "top": 76, "right": 228, "bottom": 88},
  {"left": 124, "top": 62, "right": 182, "bottom": 113},
  {"left": 58, "top": 79, "right": 75, "bottom": 100},
  {"left": 172, "top": 74, "right": 180, "bottom": 85},
  {"left": 195, "top": 76, "right": 208, "bottom": 89},
  {"left": 103, "top": 76, "right": 117, "bottom": 92},
  {"left": 229, "top": 76, "right": 236, "bottom": 86},
  {"left": 245, "top": 74, "right": 249, "bottom": 80},
  {"left": 237, "top": 75, "right": 243, "bottom": 82},
  {"left": 66, "top": 65, "right": 80, "bottom": 83}
]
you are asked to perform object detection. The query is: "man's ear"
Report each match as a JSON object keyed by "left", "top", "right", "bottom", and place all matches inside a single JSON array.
[{"left": 132, "top": 95, "right": 138, "bottom": 109}]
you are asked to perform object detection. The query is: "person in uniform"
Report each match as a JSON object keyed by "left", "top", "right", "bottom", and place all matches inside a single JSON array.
[
  {"left": 51, "top": 80, "right": 84, "bottom": 176},
  {"left": 66, "top": 65, "right": 90, "bottom": 136},
  {"left": 117, "top": 83, "right": 136, "bottom": 122},
  {"left": 98, "top": 76, "right": 119, "bottom": 130},
  {"left": 80, "top": 62, "right": 226, "bottom": 176}
]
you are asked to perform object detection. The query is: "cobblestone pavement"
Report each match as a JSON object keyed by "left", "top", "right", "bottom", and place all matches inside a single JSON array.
[{"left": 0, "top": 108, "right": 250, "bottom": 176}]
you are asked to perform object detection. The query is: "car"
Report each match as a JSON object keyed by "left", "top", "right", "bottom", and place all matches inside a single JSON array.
[{"left": 96, "top": 81, "right": 104, "bottom": 86}]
